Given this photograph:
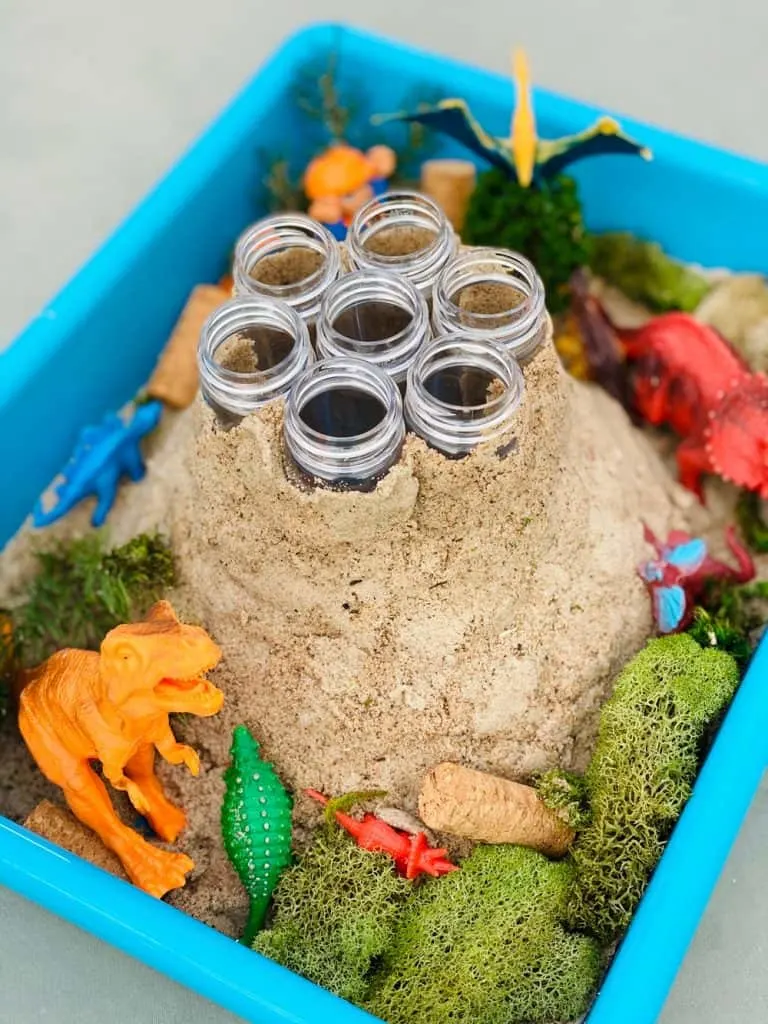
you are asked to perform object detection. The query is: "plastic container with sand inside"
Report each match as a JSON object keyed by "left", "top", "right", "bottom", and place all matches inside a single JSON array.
[{"left": 1, "top": 22, "right": 768, "bottom": 1024}]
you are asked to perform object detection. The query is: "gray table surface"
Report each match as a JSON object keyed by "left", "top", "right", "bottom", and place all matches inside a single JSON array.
[{"left": 2, "top": 1, "right": 768, "bottom": 1021}]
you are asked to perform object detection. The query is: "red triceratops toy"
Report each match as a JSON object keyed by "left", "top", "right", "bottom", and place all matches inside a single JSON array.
[
  {"left": 306, "top": 789, "right": 458, "bottom": 880},
  {"left": 638, "top": 523, "right": 755, "bottom": 633},
  {"left": 619, "top": 312, "right": 768, "bottom": 502}
]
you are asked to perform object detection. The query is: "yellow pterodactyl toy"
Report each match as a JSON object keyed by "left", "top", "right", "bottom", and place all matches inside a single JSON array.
[{"left": 375, "top": 48, "right": 651, "bottom": 188}]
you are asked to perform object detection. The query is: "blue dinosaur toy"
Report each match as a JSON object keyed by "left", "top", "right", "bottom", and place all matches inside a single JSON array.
[{"left": 33, "top": 399, "right": 164, "bottom": 529}]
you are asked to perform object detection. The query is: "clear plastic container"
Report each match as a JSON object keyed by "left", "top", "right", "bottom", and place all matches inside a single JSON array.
[
  {"left": 232, "top": 213, "right": 342, "bottom": 329},
  {"left": 432, "top": 247, "right": 547, "bottom": 364},
  {"left": 404, "top": 333, "right": 525, "bottom": 457},
  {"left": 345, "top": 190, "right": 457, "bottom": 300},
  {"left": 315, "top": 269, "right": 430, "bottom": 386},
  {"left": 283, "top": 356, "right": 406, "bottom": 490},
  {"left": 198, "top": 296, "right": 313, "bottom": 424}
]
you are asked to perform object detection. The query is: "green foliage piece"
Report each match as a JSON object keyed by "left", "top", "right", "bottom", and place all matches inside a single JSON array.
[
  {"left": 535, "top": 767, "right": 591, "bottom": 831},
  {"left": 9, "top": 532, "right": 175, "bottom": 670},
  {"left": 589, "top": 232, "right": 711, "bottom": 313},
  {"left": 323, "top": 790, "right": 387, "bottom": 830},
  {"left": 463, "top": 170, "right": 591, "bottom": 313},
  {"left": 366, "top": 845, "right": 601, "bottom": 1024},
  {"left": 253, "top": 828, "right": 409, "bottom": 1004},
  {"left": 687, "top": 607, "right": 754, "bottom": 669},
  {"left": 257, "top": 154, "right": 308, "bottom": 214},
  {"left": 569, "top": 635, "right": 740, "bottom": 942},
  {"left": 294, "top": 50, "right": 355, "bottom": 143},
  {"left": 686, "top": 574, "right": 768, "bottom": 671},
  {"left": 221, "top": 725, "right": 294, "bottom": 944},
  {"left": 737, "top": 491, "right": 768, "bottom": 553}
]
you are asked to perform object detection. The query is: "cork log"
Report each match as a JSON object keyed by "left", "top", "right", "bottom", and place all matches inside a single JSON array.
[
  {"left": 419, "top": 762, "right": 575, "bottom": 857},
  {"left": 147, "top": 283, "right": 230, "bottom": 409},
  {"left": 24, "top": 800, "right": 129, "bottom": 880},
  {"left": 419, "top": 159, "right": 477, "bottom": 233}
]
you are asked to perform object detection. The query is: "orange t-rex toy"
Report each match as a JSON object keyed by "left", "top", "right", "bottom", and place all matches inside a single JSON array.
[{"left": 18, "top": 600, "right": 224, "bottom": 898}]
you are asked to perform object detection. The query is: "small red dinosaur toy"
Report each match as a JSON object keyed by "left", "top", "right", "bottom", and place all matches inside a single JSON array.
[
  {"left": 306, "top": 789, "right": 458, "bottom": 880},
  {"left": 618, "top": 312, "right": 768, "bottom": 501},
  {"left": 638, "top": 523, "right": 755, "bottom": 633}
]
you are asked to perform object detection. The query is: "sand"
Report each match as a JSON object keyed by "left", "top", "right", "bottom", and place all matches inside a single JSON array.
[{"left": 0, "top": 328, "right": 723, "bottom": 936}]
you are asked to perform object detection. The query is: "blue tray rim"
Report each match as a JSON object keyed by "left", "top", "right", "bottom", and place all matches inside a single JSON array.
[{"left": 2, "top": 21, "right": 768, "bottom": 1024}]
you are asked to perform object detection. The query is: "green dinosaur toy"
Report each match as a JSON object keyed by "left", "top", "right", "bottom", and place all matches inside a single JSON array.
[{"left": 221, "top": 725, "right": 294, "bottom": 944}]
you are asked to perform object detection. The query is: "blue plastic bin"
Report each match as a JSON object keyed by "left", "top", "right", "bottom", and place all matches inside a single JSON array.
[{"left": 1, "top": 23, "right": 768, "bottom": 1024}]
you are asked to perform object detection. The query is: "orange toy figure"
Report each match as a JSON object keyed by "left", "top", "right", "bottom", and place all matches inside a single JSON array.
[
  {"left": 18, "top": 600, "right": 224, "bottom": 898},
  {"left": 303, "top": 142, "right": 397, "bottom": 240}
]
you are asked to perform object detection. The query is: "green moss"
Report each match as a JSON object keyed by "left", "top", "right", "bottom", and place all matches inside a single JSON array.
[
  {"left": 463, "top": 170, "right": 591, "bottom": 313},
  {"left": 9, "top": 532, "right": 175, "bottom": 669},
  {"left": 736, "top": 491, "right": 768, "bottom": 553},
  {"left": 569, "top": 635, "right": 740, "bottom": 942},
  {"left": 535, "top": 768, "right": 591, "bottom": 831},
  {"left": 589, "top": 232, "right": 711, "bottom": 313},
  {"left": 253, "top": 828, "right": 409, "bottom": 1004},
  {"left": 366, "top": 845, "right": 601, "bottom": 1024}
]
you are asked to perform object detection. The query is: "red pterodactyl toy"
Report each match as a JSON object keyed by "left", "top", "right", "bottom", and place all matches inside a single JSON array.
[
  {"left": 637, "top": 523, "right": 755, "bottom": 633},
  {"left": 618, "top": 312, "right": 768, "bottom": 502},
  {"left": 306, "top": 789, "right": 458, "bottom": 880}
]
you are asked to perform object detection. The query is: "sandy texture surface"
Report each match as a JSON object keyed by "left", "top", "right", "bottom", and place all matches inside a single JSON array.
[{"left": 0, "top": 331, "right": 728, "bottom": 935}]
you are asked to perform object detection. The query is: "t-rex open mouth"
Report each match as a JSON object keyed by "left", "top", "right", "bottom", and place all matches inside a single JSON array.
[{"left": 153, "top": 673, "right": 224, "bottom": 715}]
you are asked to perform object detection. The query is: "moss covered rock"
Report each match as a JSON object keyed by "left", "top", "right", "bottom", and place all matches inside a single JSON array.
[
  {"left": 366, "top": 845, "right": 600, "bottom": 1024},
  {"left": 252, "top": 828, "right": 409, "bottom": 1003},
  {"left": 569, "top": 635, "right": 740, "bottom": 942},
  {"left": 463, "top": 170, "right": 591, "bottom": 313}
]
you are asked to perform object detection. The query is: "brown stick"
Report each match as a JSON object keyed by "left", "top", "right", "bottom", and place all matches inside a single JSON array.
[
  {"left": 147, "top": 284, "right": 230, "bottom": 409},
  {"left": 419, "top": 159, "right": 477, "bottom": 233},
  {"left": 419, "top": 762, "right": 575, "bottom": 857}
]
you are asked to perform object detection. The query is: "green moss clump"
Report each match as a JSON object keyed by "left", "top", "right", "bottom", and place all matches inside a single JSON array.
[
  {"left": 10, "top": 532, "right": 175, "bottom": 669},
  {"left": 535, "top": 767, "right": 591, "bottom": 831},
  {"left": 569, "top": 635, "right": 740, "bottom": 943},
  {"left": 463, "top": 170, "right": 591, "bottom": 313},
  {"left": 589, "top": 232, "right": 711, "bottom": 312},
  {"left": 253, "top": 828, "right": 409, "bottom": 1004},
  {"left": 366, "top": 845, "right": 601, "bottom": 1024}
]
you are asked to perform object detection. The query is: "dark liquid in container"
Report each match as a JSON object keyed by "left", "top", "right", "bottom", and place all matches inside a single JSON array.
[
  {"left": 294, "top": 386, "right": 394, "bottom": 492},
  {"left": 300, "top": 387, "right": 386, "bottom": 437},
  {"left": 332, "top": 301, "right": 412, "bottom": 343}
]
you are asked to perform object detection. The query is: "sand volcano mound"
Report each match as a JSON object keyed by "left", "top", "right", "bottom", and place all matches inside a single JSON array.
[{"left": 170, "top": 337, "right": 686, "bottom": 816}]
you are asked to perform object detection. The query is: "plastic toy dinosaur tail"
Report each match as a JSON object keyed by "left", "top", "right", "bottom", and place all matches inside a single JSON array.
[{"left": 723, "top": 525, "right": 756, "bottom": 584}]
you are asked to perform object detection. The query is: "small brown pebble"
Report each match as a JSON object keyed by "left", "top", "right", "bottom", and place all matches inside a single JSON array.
[
  {"left": 147, "top": 284, "right": 229, "bottom": 409},
  {"left": 24, "top": 800, "right": 129, "bottom": 880}
]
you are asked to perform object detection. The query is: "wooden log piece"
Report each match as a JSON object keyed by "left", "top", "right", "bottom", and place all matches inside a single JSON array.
[
  {"left": 147, "top": 283, "right": 230, "bottom": 409},
  {"left": 419, "top": 761, "right": 575, "bottom": 857},
  {"left": 419, "top": 159, "right": 477, "bottom": 233},
  {"left": 24, "top": 800, "right": 129, "bottom": 880}
]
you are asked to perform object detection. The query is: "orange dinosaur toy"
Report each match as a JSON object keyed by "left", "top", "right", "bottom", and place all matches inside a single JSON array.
[
  {"left": 18, "top": 600, "right": 224, "bottom": 898},
  {"left": 303, "top": 142, "right": 397, "bottom": 240}
]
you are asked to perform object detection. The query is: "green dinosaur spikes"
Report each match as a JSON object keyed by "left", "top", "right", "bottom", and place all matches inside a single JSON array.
[{"left": 221, "top": 725, "right": 294, "bottom": 944}]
